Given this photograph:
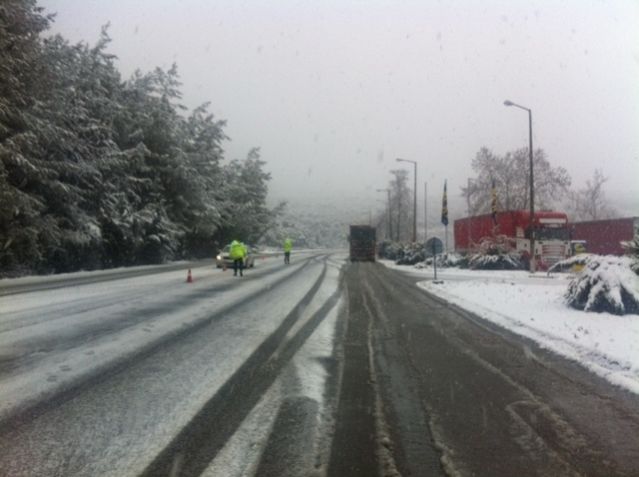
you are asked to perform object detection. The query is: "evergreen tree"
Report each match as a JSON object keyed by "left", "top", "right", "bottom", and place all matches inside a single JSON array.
[
  {"left": 0, "top": 0, "right": 52, "bottom": 272},
  {"left": 0, "top": 2, "right": 276, "bottom": 275},
  {"left": 219, "top": 148, "right": 277, "bottom": 245}
]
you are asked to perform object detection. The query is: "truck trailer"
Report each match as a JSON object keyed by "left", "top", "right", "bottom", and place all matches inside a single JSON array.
[
  {"left": 569, "top": 217, "right": 638, "bottom": 256},
  {"left": 349, "top": 225, "right": 376, "bottom": 262},
  {"left": 454, "top": 210, "right": 570, "bottom": 269}
]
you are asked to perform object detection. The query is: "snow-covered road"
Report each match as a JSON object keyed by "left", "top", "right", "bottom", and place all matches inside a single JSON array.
[
  {"left": 7, "top": 256, "right": 638, "bottom": 476},
  {"left": 0, "top": 251, "right": 345, "bottom": 476}
]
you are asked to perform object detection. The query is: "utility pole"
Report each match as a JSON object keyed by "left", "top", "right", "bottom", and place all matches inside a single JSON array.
[
  {"left": 413, "top": 163, "right": 417, "bottom": 242},
  {"left": 467, "top": 178, "right": 472, "bottom": 252},
  {"left": 528, "top": 108, "right": 535, "bottom": 271},
  {"left": 443, "top": 179, "right": 449, "bottom": 253},
  {"left": 504, "top": 100, "right": 536, "bottom": 272},
  {"left": 396, "top": 200, "right": 401, "bottom": 242},
  {"left": 387, "top": 189, "right": 392, "bottom": 240},
  {"left": 424, "top": 181, "right": 428, "bottom": 241}
]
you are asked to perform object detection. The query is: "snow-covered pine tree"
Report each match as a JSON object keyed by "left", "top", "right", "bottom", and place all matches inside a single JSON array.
[
  {"left": 218, "top": 148, "right": 277, "bottom": 245},
  {"left": 30, "top": 27, "right": 125, "bottom": 271},
  {"left": 1, "top": 4, "right": 276, "bottom": 274},
  {"left": 173, "top": 102, "right": 227, "bottom": 257},
  {"left": 0, "top": 0, "right": 53, "bottom": 273}
]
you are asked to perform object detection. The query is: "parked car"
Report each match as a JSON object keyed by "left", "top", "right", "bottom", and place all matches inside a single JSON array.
[{"left": 216, "top": 244, "right": 256, "bottom": 269}]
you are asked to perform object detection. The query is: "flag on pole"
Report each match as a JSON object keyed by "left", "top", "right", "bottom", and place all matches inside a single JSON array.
[
  {"left": 491, "top": 178, "right": 498, "bottom": 225},
  {"left": 441, "top": 180, "right": 448, "bottom": 226}
]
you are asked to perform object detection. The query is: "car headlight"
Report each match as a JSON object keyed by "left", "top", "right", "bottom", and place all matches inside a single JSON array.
[{"left": 216, "top": 255, "right": 222, "bottom": 260}]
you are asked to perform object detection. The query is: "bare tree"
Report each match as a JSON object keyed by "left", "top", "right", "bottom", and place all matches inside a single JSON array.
[
  {"left": 389, "top": 169, "right": 412, "bottom": 242},
  {"left": 567, "top": 169, "right": 617, "bottom": 221},
  {"left": 460, "top": 147, "right": 571, "bottom": 215}
]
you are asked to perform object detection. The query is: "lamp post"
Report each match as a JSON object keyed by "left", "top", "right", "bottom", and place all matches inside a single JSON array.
[
  {"left": 423, "top": 181, "right": 427, "bottom": 242},
  {"left": 376, "top": 188, "right": 392, "bottom": 240},
  {"left": 504, "top": 99, "right": 535, "bottom": 272},
  {"left": 396, "top": 158, "right": 417, "bottom": 243},
  {"left": 467, "top": 178, "right": 473, "bottom": 251}
]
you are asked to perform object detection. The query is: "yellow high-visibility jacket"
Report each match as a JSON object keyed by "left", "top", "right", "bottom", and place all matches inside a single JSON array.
[{"left": 230, "top": 240, "right": 246, "bottom": 259}]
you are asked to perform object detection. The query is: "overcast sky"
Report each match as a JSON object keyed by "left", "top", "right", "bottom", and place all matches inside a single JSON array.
[{"left": 41, "top": 0, "right": 639, "bottom": 216}]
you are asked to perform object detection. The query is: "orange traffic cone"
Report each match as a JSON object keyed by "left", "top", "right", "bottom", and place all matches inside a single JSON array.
[{"left": 186, "top": 269, "right": 193, "bottom": 283}]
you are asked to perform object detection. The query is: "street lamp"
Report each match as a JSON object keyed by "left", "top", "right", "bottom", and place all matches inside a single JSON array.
[
  {"left": 396, "top": 158, "right": 417, "bottom": 243},
  {"left": 376, "top": 188, "right": 392, "bottom": 240},
  {"left": 504, "top": 99, "right": 535, "bottom": 272},
  {"left": 423, "top": 181, "right": 427, "bottom": 242},
  {"left": 466, "top": 178, "right": 473, "bottom": 251}
]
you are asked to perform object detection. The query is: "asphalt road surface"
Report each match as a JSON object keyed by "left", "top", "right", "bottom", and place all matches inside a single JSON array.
[
  {"left": 335, "top": 262, "right": 639, "bottom": 477},
  {"left": 2, "top": 257, "right": 639, "bottom": 476}
]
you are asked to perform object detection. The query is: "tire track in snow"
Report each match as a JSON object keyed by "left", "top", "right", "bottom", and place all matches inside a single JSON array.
[
  {"left": 0, "top": 254, "right": 325, "bottom": 430},
  {"left": 140, "top": 255, "right": 343, "bottom": 477}
]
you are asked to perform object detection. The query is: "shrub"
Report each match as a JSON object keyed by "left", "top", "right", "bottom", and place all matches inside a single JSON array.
[
  {"left": 565, "top": 255, "right": 639, "bottom": 315},
  {"left": 468, "top": 253, "right": 522, "bottom": 270},
  {"left": 419, "top": 252, "right": 464, "bottom": 268}
]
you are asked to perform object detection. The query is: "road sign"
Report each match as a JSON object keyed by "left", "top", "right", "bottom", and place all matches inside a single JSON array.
[
  {"left": 426, "top": 237, "right": 444, "bottom": 283},
  {"left": 425, "top": 237, "right": 443, "bottom": 255}
]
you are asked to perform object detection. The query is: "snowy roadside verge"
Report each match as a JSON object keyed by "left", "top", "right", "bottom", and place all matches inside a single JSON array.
[{"left": 381, "top": 261, "right": 639, "bottom": 395}]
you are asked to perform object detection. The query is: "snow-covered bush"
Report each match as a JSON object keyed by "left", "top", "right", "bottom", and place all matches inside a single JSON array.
[
  {"left": 377, "top": 241, "right": 404, "bottom": 260},
  {"left": 565, "top": 255, "right": 639, "bottom": 315},
  {"left": 547, "top": 254, "right": 593, "bottom": 274},
  {"left": 380, "top": 242, "right": 465, "bottom": 268},
  {"left": 377, "top": 241, "right": 425, "bottom": 264},
  {"left": 419, "top": 252, "right": 464, "bottom": 268},
  {"left": 468, "top": 253, "right": 522, "bottom": 270},
  {"left": 457, "top": 234, "right": 523, "bottom": 270},
  {"left": 456, "top": 255, "right": 470, "bottom": 269},
  {"left": 443, "top": 252, "right": 463, "bottom": 267},
  {"left": 476, "top": 234, "right": 516, "bottom": 256},
  {"left": 396, "top": 243, "right": 427, "bottom": 265}
]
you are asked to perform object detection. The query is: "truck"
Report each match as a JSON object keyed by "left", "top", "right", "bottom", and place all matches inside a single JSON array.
[
  {"left": 454, "top": 210, "right": 570, "bottom": 269},
  {"left": 569, "top": 217, "right": 638, "bottom": 256},
  {"left": 349, "top": 225, "right": 376, "bottom": 262}
]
